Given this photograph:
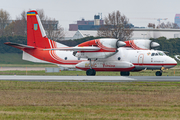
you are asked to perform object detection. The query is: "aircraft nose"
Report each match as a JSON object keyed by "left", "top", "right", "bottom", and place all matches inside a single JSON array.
[{"left": 170, "top": 57, "right": 177, "bottom": 66}]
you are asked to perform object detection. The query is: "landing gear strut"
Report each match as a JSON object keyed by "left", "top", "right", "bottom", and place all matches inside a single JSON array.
[
  {"left": 86, "top": 59, "right": 96, "bottom": 76},
  {"left": 120, "top": 71, "right": 130, "bottom": 76},
  {"left": 155, "top": 71, "right": 162, "bottom": 76}
]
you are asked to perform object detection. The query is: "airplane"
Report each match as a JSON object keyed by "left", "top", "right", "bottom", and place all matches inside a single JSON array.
[{"left": 4, "top": 10, "right": 177, "bottom": 76}]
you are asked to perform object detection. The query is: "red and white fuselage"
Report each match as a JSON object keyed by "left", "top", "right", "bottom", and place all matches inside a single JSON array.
[
  {"left": 22, "top": 40, "right": 177, "bottom": 72},
  {"left": 5, "top": 10, "right": 177, "bottom": 73}
]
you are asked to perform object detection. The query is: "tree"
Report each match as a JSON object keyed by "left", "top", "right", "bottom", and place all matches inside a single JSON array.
[
  {"left": 157, "top": 22, "right": 166, "bottom": 28},
  {"left": 148, "top": 23, "right": 155, "bottom": 28},
  {"left": 5, "top": 9, "right": 65, "bottom": 39},
  {"left": 172, "top": 23, "right": 179, "bottom": 29},
  {"left": 157, "top": 22, "right": 179, "bottom": 29},
  {"left": 9, "top": 9, "right": 45, "bottom": 36},
  {"left": 0, "top": 9, "right": 10, "bottom": 36},
  {"left": 97, "top": 10, "right": 133, "bottom": 41},
  {"left": 43, "top": 17, "right": 65, "bottom": 41},
  {"left": 35, "top": 9, "right": 65, "bottom": 40},
  {"left": 4, "top": 10, "right": 27, "bottom": 36}
]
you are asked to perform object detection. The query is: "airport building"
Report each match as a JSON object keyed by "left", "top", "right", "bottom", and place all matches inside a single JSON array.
[
  {"left": 69, "top": 15, "right": 104, "bottom": 31},
  {"left": 175, "top": 14, "right": 180, "bottom": 27},
  {"left": 64, "top": 28, "right": 180, "bottom": 40}
]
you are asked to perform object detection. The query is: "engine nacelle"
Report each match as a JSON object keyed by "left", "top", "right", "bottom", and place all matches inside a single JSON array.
[
  {"left": 75, "top": 61, "right": 135, "bottom": 71},
  {"left": 74, "top": 38, "right": 126, "bottom": 59},
  {"left": 124, "top": 39, "right": 159, "bottom": 50}
]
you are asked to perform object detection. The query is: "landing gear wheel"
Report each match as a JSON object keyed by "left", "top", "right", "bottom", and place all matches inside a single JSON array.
[
  {"left": 155, "top": 71, "right": 162, "bottom": 76},
  {"left": 120, "top": 71, "right": 130, "bottom": 76},
  {"left": 86, "top": 69, "right": 96, "bottom": 76}
]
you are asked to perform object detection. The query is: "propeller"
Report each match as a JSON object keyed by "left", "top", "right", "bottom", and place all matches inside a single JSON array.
[{"left": 175, "top": 55, "right": 180, "bottom": 61}]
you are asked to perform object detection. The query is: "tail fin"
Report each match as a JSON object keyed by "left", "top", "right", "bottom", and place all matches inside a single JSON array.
[{"left": 27, "top": 10, "right": 51, "bottom": 48}]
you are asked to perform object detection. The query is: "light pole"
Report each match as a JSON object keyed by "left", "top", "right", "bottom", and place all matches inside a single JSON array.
[{"left": 141, "top": 34, "right": 147, "bottom": 39}]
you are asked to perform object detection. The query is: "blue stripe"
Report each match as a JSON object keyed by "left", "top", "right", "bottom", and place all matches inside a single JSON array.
[{"left": 27, "top": 12, "right": 36, "bottom": 14}]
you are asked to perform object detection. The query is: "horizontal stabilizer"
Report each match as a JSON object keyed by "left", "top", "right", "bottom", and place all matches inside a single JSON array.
[
  {"left": 4, "top": 42, "right": 35, "bottom": 50},
  {"left": 43, "top": 46, "right": 100, "bottom": 51}
]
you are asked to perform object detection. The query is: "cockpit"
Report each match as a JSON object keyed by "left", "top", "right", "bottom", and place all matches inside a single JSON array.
[{"left": 151, "top": 52, "right": 166, "bottom": 56}]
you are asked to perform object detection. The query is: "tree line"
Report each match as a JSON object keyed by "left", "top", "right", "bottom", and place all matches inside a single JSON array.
[
  {"left": 2, "top": 35, "right": 180, "bottom": 56},
  {"left": 0, "top": 36, "right": 26, "bottom": 53}
]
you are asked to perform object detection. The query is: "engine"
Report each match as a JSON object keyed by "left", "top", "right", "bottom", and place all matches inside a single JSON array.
[
  {"left": 124, "top": 39, "right": 160, "bottom": 50},
  {"left": 74, "top": 38, "right": 126, "bottom": 59}
]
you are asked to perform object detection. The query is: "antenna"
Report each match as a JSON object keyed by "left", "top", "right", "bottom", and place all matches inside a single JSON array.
[{"left": 98, "top": 13, "right": 102, "bottom": 20}]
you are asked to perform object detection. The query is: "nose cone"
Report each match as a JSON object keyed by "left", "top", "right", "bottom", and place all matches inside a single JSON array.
[
  {"left": 117, "top": 41, "right": 126, "bottom": 48},
  {"left": 172, "top": 58, "right": 177, "bottom": 66},
  {"left": 166, "top": 57, "right": 177, "bottom": 68},
  {"left": 151, "top": 42, "right": 160, "bottom": 48}
]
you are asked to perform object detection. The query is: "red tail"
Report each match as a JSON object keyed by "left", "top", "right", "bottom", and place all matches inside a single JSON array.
[{"left": 27, "top": 10, "right": 51, "bottom": 48}]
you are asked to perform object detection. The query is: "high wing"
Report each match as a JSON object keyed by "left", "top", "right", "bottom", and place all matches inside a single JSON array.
[{"left": 43, "top": 46, "right": 100, "bottom": 51}]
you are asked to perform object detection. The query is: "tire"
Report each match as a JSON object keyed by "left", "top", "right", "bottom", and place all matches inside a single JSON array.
[
  {"left": 120, "top": 71, "right": 130, "bottom": 76},
  {"left": 155, "top": 71, "right": 162, "bottom": 76},
  {"left": 86, "top": 69, "right": 96, "bottom": 76}
]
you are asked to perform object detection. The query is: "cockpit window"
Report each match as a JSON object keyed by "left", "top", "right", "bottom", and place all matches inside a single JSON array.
[
  {"left": 151, "top": 52, "right": 166, "bottom": 56},
  {"left": 151, "top": 53, "right": 155, "bottom": 56},
  {"left": 158, "top": 52, "right": 166, "bottom": 56}
]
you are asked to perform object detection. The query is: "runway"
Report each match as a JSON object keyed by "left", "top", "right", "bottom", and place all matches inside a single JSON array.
[{"left": 0, "top": 75, "right": 180, "bottom": 82}]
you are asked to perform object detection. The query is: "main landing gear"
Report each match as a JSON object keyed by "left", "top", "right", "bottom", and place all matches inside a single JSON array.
[
  {"left": 155, "top": 71, "right": 162, "bottom": 76},
  {"left": 86, "top": 59, "right": 96, "bottom": 76},
  {"left": 86, "top": 69, "right": 96, "bottom": 76},
  {"left": 120, "top": 71, "right": 130, "bottom": 76}
]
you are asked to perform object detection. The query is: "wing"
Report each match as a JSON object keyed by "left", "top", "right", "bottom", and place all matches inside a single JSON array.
[{"left": 43, "top": 46, "right": 100, "bottom": 51}]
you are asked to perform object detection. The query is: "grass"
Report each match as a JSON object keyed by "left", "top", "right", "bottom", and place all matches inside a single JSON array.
[{"left": 0, "top": 81, "right": 180, "bottom": 119}]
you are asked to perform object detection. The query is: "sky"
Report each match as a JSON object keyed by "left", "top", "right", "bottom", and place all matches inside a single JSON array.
[{"left": 0, "top": 0, "right": 180, "bottom": 31}]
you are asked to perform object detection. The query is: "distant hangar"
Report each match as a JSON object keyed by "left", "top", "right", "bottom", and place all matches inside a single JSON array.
[{"left": 64, "top": 28, "right": 180, "bottom": 40}]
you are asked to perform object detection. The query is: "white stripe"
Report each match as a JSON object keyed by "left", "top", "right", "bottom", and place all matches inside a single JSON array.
[{"left": 36, "top": 15, "right": 46, "bottom": 37}]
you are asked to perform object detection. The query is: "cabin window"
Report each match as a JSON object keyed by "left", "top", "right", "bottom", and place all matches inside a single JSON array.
[
  {"left": 118, "top": 57, "right": 121, "bottom": 60},
  {"left": 78, "top": 57, "right": 80, "bottom": 60},
  {"left": 64, "top": 57, "right": 67, "bottom": 60},
  {"left": 73, "top": 51, "right": 77, "bottom": 56}
]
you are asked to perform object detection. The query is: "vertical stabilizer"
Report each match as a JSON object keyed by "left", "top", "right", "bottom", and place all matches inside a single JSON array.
[{"left": 27, "top": 10, "right": 51, "bottom": 48}]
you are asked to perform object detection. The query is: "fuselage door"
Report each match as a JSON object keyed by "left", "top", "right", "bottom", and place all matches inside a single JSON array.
[{"left": 138, "top": 54, "right": 144, "bottom": 65}]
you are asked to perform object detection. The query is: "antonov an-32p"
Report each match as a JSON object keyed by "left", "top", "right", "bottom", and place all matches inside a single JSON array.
[{"left": 4, "top": 10, "right": 177, "bottom": 76}]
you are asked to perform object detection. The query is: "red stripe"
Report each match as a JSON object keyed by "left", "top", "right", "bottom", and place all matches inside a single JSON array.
[
  {"left": 78, "top": 39, "right": 116, "bottom": 52},
  {"left": 124, "top": 40, "right": 148, "bottom": 50},
  {"left": 133, "top": 63, "right": 177, "bottom": 66},
  {"left": 24, "top": 48, "right": 83, "bottom": 65},
  {"left": 76, "top": 66, "right": 135, "bottom": 71}
]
